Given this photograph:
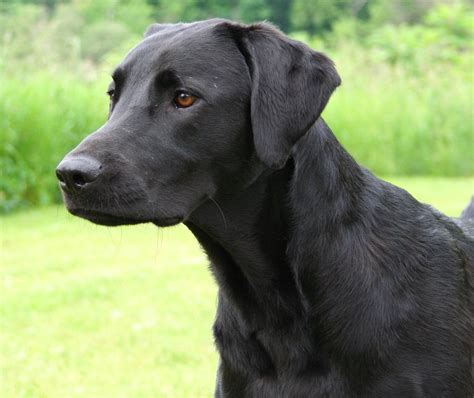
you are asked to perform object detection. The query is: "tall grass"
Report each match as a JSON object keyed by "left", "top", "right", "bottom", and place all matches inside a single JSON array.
[
  {"left": 1, "top": 47, "right": 473, "bottom": 212},
  {"left": 325, "top": 46, "right": 474, "bottom": 176},
  {"left": 0, "top": 71, "right": 107, "bottom": 211}
]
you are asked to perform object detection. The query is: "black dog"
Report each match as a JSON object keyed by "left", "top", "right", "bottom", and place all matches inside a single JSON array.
[{"left": 56, "top": 20, "right": 473, "bottom": 397}]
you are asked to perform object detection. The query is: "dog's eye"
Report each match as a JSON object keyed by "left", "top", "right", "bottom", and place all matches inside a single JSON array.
[
  {"left": 107, "top": 80, "right": 116, "bottom": 100},
  {"left": 107, "top": 88, "right": 115, "bottom": 99},
  {"left": 174, "top": 92, "right": 196, "bottom": 108}
]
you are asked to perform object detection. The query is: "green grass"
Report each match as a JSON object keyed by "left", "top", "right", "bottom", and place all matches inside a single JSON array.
[
  {"left": 1, "top": 209, "right": 216, "bottom": 397},
  {"left": 1, "top": 177, "right": 473, "bottom": 397}
]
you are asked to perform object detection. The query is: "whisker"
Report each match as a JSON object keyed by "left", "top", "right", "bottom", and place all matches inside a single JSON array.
[{"left": 209, "top": 196, "right": 228, "bottom": 232}]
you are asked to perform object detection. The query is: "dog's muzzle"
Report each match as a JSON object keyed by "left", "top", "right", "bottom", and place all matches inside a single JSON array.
[{"left": 56, "top": 155, "right": 102, "bottom": 194}]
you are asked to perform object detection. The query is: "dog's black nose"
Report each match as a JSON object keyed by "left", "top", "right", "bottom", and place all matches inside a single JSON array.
[{"left": 56, "top": 156, "right": 102, "bottom": 192}]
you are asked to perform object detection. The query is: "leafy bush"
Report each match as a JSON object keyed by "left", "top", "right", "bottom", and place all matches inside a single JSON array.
[{"left": 81, "top": 21, "right": 131, "bottom": 63}]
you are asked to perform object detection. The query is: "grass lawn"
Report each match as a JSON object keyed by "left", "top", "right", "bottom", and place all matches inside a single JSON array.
[{"left": 1, "top": 176, "right": 473, "bottom": 397}]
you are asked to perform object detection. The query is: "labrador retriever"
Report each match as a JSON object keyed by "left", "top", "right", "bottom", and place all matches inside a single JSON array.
[{"left": 56, "top": 19, "right": 473, "bottom": 397}]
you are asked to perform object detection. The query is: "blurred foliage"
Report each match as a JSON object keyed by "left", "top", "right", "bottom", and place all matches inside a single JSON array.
[
  {"left": 0, "top": 73, "right": 106, "bottom": 212},
  {"left": 0, "top": 0, "right": 473, "bottom": 212},
  {"left": 1, "top": 0, "right": 472, "bottom": 69}
]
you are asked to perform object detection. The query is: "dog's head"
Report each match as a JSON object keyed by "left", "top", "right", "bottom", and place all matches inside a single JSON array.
[{"left": 56, "top": 19, "right": 340, "bottom": 226}]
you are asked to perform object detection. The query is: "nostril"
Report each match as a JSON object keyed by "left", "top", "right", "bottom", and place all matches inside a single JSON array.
[{"left": 72, "top": 173, "right": 87, "bottom": 187}]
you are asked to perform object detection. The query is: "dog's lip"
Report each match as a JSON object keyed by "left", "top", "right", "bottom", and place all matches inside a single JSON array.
[
  {"left": 67, "top": 207, "right": 140, "bottom": 226},
  {"left": 153, "top": 217, "right": 182, "bottom": 227},
  {"left": 67, "top": 207, "right": 181, "bottom": 227}
]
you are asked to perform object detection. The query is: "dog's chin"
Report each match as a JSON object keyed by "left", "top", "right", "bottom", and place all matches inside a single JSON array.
[
  {"left": 67, "top": 207, "right": 142, "bottom": 226},
  {"left": 66, "top": 207, "right": 182, "bottom": 227},
  {"left": 152, "top": 217, "right": 183, "bottom": 227}
]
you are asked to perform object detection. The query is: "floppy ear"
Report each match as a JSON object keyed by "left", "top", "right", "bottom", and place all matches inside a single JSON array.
[{"left": 222, "top": 22, "right": 341, "bottom": 169}]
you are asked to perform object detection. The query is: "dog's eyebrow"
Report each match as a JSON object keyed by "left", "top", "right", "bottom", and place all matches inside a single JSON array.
[
  {"left": 155, "top": 69, "right": 182, "bottom": 88},
  {"left": 111, "top": 67, "right": 125, "bottom": 83}
]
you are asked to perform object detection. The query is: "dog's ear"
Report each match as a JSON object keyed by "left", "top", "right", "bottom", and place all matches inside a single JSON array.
[
  {"left": 144, "top": 23, "right": 174, "bottom": 38},
  {"left": 220, "top": 22, "right": 341, "bottom": 169}
]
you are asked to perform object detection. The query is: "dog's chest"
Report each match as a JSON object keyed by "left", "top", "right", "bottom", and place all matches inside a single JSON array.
[
  {"left": 213, "top": 312, "right": 352, "bottom": 397},
  {"left": 213, "top": 305, "right": 327, "bottom": 378}
]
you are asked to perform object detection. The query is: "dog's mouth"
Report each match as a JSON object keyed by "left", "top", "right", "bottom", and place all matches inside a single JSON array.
[
  {"left": 68, "top": 208, "right": 181, "bottom": 227},
  {"left": 60, "top": 182, "right": 183, "bottom": 227},
  {"left": 68, "top": 208, "right": 142, "bottom": 226}
]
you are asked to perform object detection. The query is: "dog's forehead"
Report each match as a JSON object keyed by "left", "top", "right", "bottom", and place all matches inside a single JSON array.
[{"left": 118, "top": 21, "right": 241, "bottom": 80}]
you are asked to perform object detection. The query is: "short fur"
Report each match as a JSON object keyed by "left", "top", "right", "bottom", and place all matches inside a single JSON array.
[{"left": 57, "top": 19, "right": 474, "bottom": 397}]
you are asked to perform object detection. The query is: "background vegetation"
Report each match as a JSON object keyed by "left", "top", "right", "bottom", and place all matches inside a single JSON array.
[{"left": 0, "top": 0, "right": 473, "bottom": 212}]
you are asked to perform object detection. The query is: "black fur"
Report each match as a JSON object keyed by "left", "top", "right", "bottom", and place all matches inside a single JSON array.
[{"left": 57, "top": 20, "right": 474, "bottom": 397}]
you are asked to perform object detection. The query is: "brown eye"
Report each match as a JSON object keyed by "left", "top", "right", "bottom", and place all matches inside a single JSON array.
[{"left": 174, "top": 92, "right": 196, "bottom": 108}]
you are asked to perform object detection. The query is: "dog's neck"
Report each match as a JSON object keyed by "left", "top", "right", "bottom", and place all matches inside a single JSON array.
[
  {"left": 290, "top": 118, "right": 367, "bottom": 232},
  {"left": 185, "top": 119, "right": 365, "bottom": 328}
]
